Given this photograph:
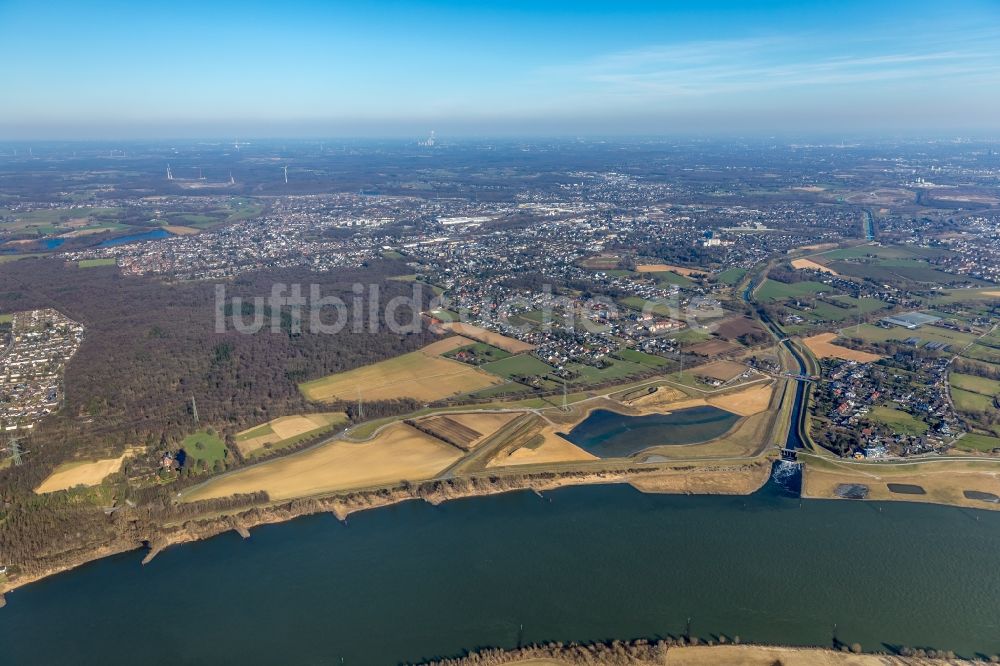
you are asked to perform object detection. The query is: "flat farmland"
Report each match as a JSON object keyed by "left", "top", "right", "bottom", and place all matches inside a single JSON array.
[
  {"left": 34, "top": 448, "right": 142, "bottom": 494},
  {"left": 950, "top": 373, "right": 1000, "bottom": 397},
  {"left": 715, "top": 267, "right": 747, "bottom": 285},
  {"left": 791, "top": 258, "right": 837, "bottom": 274},
  {"left": 951, "top": 388, "right": 995, "bottom": 414},
  {"left": 235, "top": 412, "right": 349, "bottom": 457},
  {"left": 714, "top": 316, "right": 765, "bottom": 340},
  {"left": 868, "top": 406, "right": 928, "bottom": 435},
  {"left": 687, "top": 339, "right": 741, "bottom": 356},
  {"left": 803, "top": 332, "right": 883, "bottom": 363},
  {"left": 849, "top": 323, "right": 978, "bottom": 348},
  {"left": 957, "top": 433, "right": 1000, "bottom": 452},
  {"left": 962, "top": 343, "right": 1000, "bottom": 364},
  {"left": 183, "top": 422, "right": 462, "bottom": 502},
  {"left": 482, "top": 354, "right": 554, "bottom": 379},
  {"left": 757, "top": 279, "right": 832, "bottom": 301},
  {"left": 695, "top": 360, "right": 747, "bottom": 382},
  {"left": 299, "top": 340, "right": 504, "bottom": 402},
  {"left": 707, "top": 381, "right": 774, "bottom": 416},
  {"left": 635, "top": 263, "right": 707, "bottom": 276},
  {"left": 440, "top": 322, "right": 535, "bottom": 353},
  {"left": 827, "top": 260, "right": 984, "bottom": 286}
]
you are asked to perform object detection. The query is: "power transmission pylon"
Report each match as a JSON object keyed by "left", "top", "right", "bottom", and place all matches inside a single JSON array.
[
  {"left": 561, "top": 378, "right": 569, "bottom": 411},
  {"left": 191, "top": 395, "right": 199, "bottom": 425},
  {"left": 9, "top": 438, "right": 24, "bottom": 466}
]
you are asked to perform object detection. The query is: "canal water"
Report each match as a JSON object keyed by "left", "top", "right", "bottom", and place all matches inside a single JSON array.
[{"left": 2, "top": 475, "right": 999, "bottom": 665}]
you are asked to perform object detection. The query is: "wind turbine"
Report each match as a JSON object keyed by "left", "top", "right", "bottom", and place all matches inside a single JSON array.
[
  {"left": 166, "top": 164, "right": 174, "bottom": 180},
  {"left": 283, "top": 165, "right": 288, "bottom": 184}
]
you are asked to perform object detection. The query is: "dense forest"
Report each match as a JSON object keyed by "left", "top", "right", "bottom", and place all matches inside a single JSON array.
[{"left": 0, "top": 257, "right": 436, "bottom": 498}]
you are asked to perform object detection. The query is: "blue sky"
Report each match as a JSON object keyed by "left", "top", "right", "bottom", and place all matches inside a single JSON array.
[{"left": 1, "top": 0, "right": 999, "bottom": 138}]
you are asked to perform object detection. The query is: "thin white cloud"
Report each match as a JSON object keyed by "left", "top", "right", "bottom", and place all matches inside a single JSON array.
[{"left": 543, "top": 27, "right": 1000, "bottom": 102}]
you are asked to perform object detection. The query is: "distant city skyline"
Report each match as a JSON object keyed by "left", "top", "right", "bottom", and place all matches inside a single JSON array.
[{"left": 2, "top": 0, "right": 999, "bottom": 139}]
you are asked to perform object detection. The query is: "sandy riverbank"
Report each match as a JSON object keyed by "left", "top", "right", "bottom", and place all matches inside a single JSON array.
[
  {"left": 416, "top": 641, "right": 977, "bottom": 665},
  {"left": 1, "top": 457, "right": 782, "bottom": 601}
]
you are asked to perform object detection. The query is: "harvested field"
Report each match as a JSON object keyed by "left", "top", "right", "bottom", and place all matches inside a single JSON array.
[
  {"left": 714, "top": 316, "right": 765, "bottom": 340},
  {"left": 982, "top": 291, "right": 1000, "bottom": 297},
  {"left": 707, "top": 381, "right": 773, "bottom": 416},
  {"left": 420, "top": 335, "right": 476, "bottom": 355},
  {"left": 635, "top": 263, "right": 707, "bottom": 276},
  {"left": 410, "top": 415, "right": 483, "bottom": 450},
  {"left": 791, "top": 257, "right": 838, "bottom": 274},
  {"left": 687, "top": 339, "right": 741, "bottom": 356},
  {"left": 488, "top": 430, "right": 597, "bottom": 467},
  {"left": 441, "top": 322, "right": 535, "bottom": 353},
  {"left": 803, "top": 332, "right": 883, "bottom": 363},
  {"left": 443, "top": 412, "right": 523, "bottom": 443},
  {"left": 695, "top": 360, "right": 747, "bottom": 382},
  {"left": 183, "top": 423, "right": 462, "bottom": 502},
  {"left": 626, "top": 382, "right": 772, "bottom": 420},
  {"left": 162, "top": 225, "right": 200, "bottom": 235},
  {"left": 235, "top": 413, "right": 348, "bottom": 457},
  {"left": 35, "top": 448, "right": 141, "bottom": 494},
  {"left": 299, "top": 340, "right": 504, "bottom": 403}
]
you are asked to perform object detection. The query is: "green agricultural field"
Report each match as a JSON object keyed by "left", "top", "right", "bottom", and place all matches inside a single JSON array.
[
  {"left": 951, "top": 388, "right": 996, "bottom": 414},
  {"left": 236, "top": 422, "right": 275, "bottom": 441},
  {"left": 181, "top": 430, "right": 228, "bottom": 470},
  {"left": 716, "top": 267, "right": 748, "bottom": 285},
  {"left": 235, "top": 412, "right": 349, "bottom": 458},
  {"left": 465, "top": 382, "right": 532, "bottom": 399},
  {"left": 848, "top": 323, "right": 978, "bottom": 349},
  {"left": 818, "top": 245, "right": 953, "bottom": 261},
  {"left": 955, "top": 433, "right": 1000, "bottom": 453},
  {"left": 827, "top": 260, "right": 984, "bottom": 286},
  {"left": 650, "top": 270, "right": 692, "bottom": 286},
  {"left": 0, "top": 254, "right": 42, "bottom": 264},
  {"left": 922, "top": 288, "right": 1000, "bottom": 305},
  {"left": 565, "top": 358, "right": 648, "bottom": 385},
  {"left": 428, "top": 308, "right": 462, "bottom": 322},
  {"left": 950, "top": 373, "right": 1000, "bottom": 397},
  {"left": 868, "top": 406, "right": 929, "bottom": 436},
  {"left": 78, "top": 258, "right": 116, "bottom": 268},
  {"left": 757, "top": 279, "right": 833, "bottom": 302},
  {"left": 619, "top": 296, "right": 675, "bottom": 316},
  {"left": 962, "top": 343, "right": 1000, "bottom": 364},
  {"left": 618, "top": 348, "right": 671, "bottom": 368},
  {"left": 0, "top": 314, "right": 12, "bottom": 324},
  {"left": 444, "top": 342, "right": 512, "bottom": 363},
  {"left": 482, "top": 354, "right": 554, "bottom": 379}
]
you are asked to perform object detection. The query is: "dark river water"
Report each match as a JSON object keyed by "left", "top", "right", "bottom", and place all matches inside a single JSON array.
[
  {"left": 563, "top": 406, "right": 740, "bottom": 457},
  {"left": 2, "top": 475, "right": 999, "bottom": 665}
]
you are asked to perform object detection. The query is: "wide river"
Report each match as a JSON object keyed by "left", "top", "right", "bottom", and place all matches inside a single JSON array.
[{"left": 2, "top": 472, "right": 999, "bottom": 665}]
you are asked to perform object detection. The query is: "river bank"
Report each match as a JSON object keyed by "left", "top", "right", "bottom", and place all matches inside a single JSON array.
[
  {"left": 3, "top": 481, "right": 1000, "bottom": 663},
  {"left": 415, "top": 641, "right": 979, "bottom": 665},
  {"left": 0, "top": 462, "right": 769, "bottom": 599}
]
